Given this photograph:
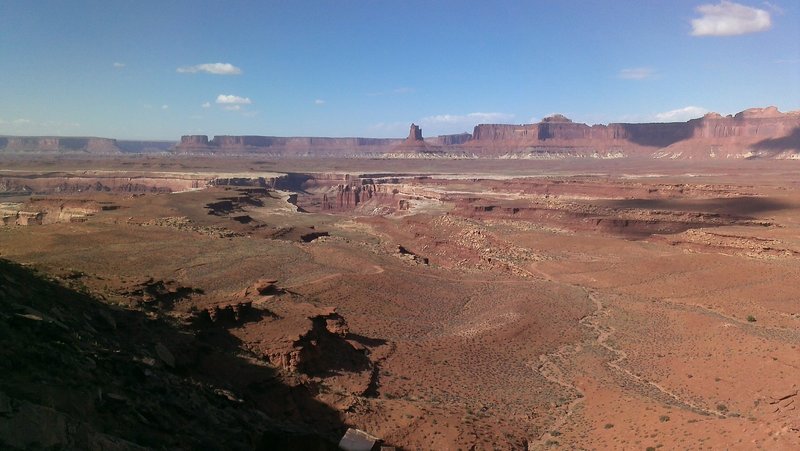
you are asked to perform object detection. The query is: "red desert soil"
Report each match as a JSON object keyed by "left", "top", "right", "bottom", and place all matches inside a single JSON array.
[{"left": 1, "top": 157, "right": 799, "bottom": 450}]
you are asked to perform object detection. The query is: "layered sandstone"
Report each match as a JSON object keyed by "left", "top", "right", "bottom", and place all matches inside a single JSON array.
[
  {"left": 0, "top": 137, "right": 175, "bottom": 154},
  {"left": 176, "top": 134, "right": 404, "bottom": 155},
  {"left": 172, "top": 108, "right": 800, "bottom": 159},
  {"left": 4, "top": 106, "right": 799, "bottom": 159},
  {"left": 407, "top": 123, "right": 423, "bottom": 142}
]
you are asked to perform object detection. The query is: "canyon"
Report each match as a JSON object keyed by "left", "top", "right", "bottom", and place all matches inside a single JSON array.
[{"left": 1, "top": 154, "right": 800, "bottom": 449}]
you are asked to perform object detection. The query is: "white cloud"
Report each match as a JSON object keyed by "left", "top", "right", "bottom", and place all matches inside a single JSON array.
[
  {"left": 222, "top": 105, "right": 241, "bottom": 111},
  {"left": 418, "top": 112, "right": 514, "bottom": 135},
  {"left": 12, "top": 118, "right": 31, "bottom": 125},
  {"left": 161, "top": 104, "right": 169, "bottom": 110},
  {"left": 619, "top": 67, "right": 656, "bottom": 80},
  {"left": 422, "top": 112, "right": 514, "bottom": 125},
  {"left": 113, "top": 62, "right": 125, "bottom": 68},
  {"left": 369, "top": 121, "right": 408, "bottom": 134},
  {"left": 393, "top": 87, "right": 415, "bottom": 94},
  {"left": 314, "top": 99, "right": 325, "bottom": 105},
  {"left": 216, "top": 94, "right": 252, "bottom": 105},
  {"left": 654, "top": 106, "right": 709, "bottom": 122},
  {"left": 691, "top": 1, "right": 771, "bottom": 36},
  {"left": 177, "top": 63, "right": 242, "bottom": 75},
  {"left": 201, "top": 102, "right": 211, "bottom": 108}
]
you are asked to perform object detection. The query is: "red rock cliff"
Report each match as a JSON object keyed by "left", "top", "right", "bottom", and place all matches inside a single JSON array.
[
  {"left": 0, "top": 137, "right": 122, "bottom": 154},
  {"left": 167, "top": 106, "right": 800, "bottom": 159}
]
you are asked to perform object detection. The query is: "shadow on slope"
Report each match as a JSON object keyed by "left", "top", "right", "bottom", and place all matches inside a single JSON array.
[
  {"left": 620, "top": 122, "right": 694, "bottom": 148},
  {"left": 603, "top": 196, "right": 790, "bottom": 217},
  {"left": 0, "top": 258, "right": 341, "bottom": 450},
  {"left": 752, "top": 126, "right": 800, "bottom": 153}
]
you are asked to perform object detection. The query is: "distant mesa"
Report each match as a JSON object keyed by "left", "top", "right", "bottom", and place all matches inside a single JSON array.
[
  {"left": 179, "top": 135, "right": 210, "bottom": 147},
  {"left": 0, "top": 136, "right": 174, "bottom": 154},
  {"left": 2, "top": 107, "right": 800, "bottom": 159}
]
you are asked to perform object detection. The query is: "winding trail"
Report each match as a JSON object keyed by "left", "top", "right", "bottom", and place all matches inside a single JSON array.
[
  {"left": 284, "top": 264, "right": 384, "bottom": 291},
  {"left": 581, "top": 292, "right": 724, "bottom": 417},
  {"left": 530, "top": 288, "right": 726, "bottom": 448}
]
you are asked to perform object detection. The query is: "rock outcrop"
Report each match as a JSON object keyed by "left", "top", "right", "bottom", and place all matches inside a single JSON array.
[
  {"left": 0, "top": 258, "right": 344, "bottom": 449},
  {"left": 407, "top": 123, "right": 423, "bottom": 142}
]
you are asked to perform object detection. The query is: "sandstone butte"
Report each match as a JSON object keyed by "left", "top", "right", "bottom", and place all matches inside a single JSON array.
[{"left": 2, "top": 106, "right": 799, "bottom": 159}]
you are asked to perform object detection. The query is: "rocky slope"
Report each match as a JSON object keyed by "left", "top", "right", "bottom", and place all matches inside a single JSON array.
[{"left": 0, "top": 259, "right": 347, "bottom": 450}]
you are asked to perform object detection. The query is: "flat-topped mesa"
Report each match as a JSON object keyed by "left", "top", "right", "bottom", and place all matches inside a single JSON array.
[
  {"left": 166, "top": 106, "right": 800, "bottom": 158},
  {"left": 179, "top": 135, "right": 210, "bottom": 147},
  {"left": 173, "top": 134, "right": 405, "bottom": 155},
  {"left": 0, "top": 137, "right": 174, "bottom": 154},
  {"left": 0, "top": 137, "right": 122, "bottom": 154},
  {"left": 432, "top": 133, "right": 472, "bottom": 146},
  {"left": 686, "top": 106, "right": 800, "bottom": 140}
]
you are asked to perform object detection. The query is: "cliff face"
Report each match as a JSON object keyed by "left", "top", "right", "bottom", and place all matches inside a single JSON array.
[
  {"left": 172, "top": 108, "right": 800, "bottom": 158},
  {"left": 0, "top": 137, "right": 121, "bottom": 154},
  {"left": 407, "top": 123, "right": 423, "bottom": 142},
  {"left": 431, "top": 133, "right": 472, "bottom": 145},
  {"left": 174, "top": 134, "right": 408, "bottom": 156},
  {"left": 4, "top": 107, "right": 799, "bottom": 159},
  {"left": 466, "top": 109, "right": 800, "bottom": 159},
  {"left": 0, "top": 137, "right": 176, "bottom": 154}
]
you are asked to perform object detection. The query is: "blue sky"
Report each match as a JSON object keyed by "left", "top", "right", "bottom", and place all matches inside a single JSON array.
[{"left": 1, "top": 0, "right": 798, "bottom": 139}]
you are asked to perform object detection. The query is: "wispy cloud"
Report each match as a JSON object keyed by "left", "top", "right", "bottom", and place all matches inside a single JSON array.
[
  {"left": 619, "top": 67, "right": 656, "bottom": 80},
  {"left": 113, "top": 62, "right": 125, "bottom": 69},
  {"left": 177, "top": 63, "right": 242, "bottom": 75},
  {"left": 314, "top": 99, "right": 326, "bottom": 105},
  {"left": 161, "top": 105, "right": 169, "bottom": 110},
  {"left": 216, "top": 94, "right": 252, "bottom": 105},
  {"left": 654, "top": 106, "right": 709, "bottom": 122},
  {"left": 368, "top": 121, "right": 409, "bottom": 137},
  {"left": 223, "top": 105, "right": 241, "bottom": 111},
  {"left": 201, "top": 102, "right": 211, "bottom": 108},
  {"left": 690, "top": 1, "right": 771, "bottom": 36},
  {"left": 422, "top": 112, "right": 514, "bottom": 125},
  {"left": 419, "top": 112, "right": 515, "bottom": 135}
]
